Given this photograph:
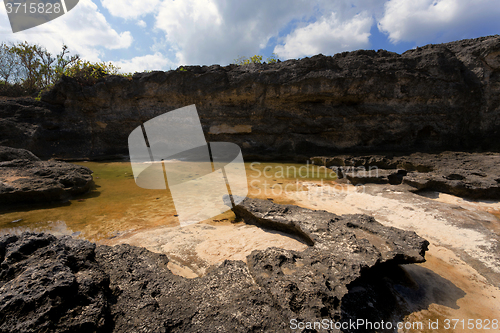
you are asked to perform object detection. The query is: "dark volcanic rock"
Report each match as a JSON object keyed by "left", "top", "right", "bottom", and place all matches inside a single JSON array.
[
  {"left": 0, "top": 233, "right": 112, "bottom": 333},
  {"left": 400, "top": 152, "right": 500, "bottom": 199},
  {"left": 0, "top": 147, "right": 93, "bottom": 205},
  {"left": 1, "top": 36, "right": 500, "bottom": 160},
  {"left": 312, "top": 151, "right": 500, "bottom": 199},
  {"left": 0, "top": 146, "right": 40, "bottom": 162},
  {"left": 0, "top": 199, "right": 429, "bottom": 332},
  {"left": 234, "top": 197, "right": 428, "bottom": 324},
  {"left": 95, "top": 244, "right": 286, "bottom": 333}
]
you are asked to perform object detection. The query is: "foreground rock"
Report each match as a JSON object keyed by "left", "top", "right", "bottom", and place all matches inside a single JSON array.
[
  {"left": 0, "top": 146, "right": 93, "bottom": 205},
  {"left": 1, "top": 36, "right": 500, "bottom": 160},
  {"left": 0, "top": 198, "right": 428, "bottom": 332},
  {"left": 233, "top": 197, "right": 429, "bottom": 324},
  {"left": 312, "top": 151, "right": 500, "bottom": 199}
]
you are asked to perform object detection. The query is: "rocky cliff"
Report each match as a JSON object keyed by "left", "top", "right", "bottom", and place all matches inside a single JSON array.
[{"left": 0, "top": 35, "right": 499, "bottom": 160}]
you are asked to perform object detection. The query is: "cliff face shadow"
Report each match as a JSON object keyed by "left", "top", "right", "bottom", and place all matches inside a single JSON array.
[{"left": 340, "top": 263, "right": 466, "bottom": 333}]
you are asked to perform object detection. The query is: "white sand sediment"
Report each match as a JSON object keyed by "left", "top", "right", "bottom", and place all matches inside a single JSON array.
[
  {"left": 289, "top": 182, "right": 500, "bottom": 274},
  {"left": 105, "top": 220, "right": 308, "bottom": 278}
]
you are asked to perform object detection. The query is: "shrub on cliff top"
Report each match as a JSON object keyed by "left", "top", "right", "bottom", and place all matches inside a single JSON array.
[
  {"left": 62, "top": 60, "right": 121, "bottom": 86},
  {"left": 233, "top": 53, "right": 279, "bottom": 65},
  {"left": 0, "top": 41, "right": 80, "bottom": 95},
  {"left": 0, "top": 41, "right": 127, "bottom": 97}
]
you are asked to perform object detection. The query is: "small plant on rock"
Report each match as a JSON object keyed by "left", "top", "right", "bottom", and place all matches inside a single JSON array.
[{"left": 234, "top": 54, "right": 263, "bottom": 65}]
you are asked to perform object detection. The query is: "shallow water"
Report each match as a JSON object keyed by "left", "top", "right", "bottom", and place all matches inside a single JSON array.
[{"left": 0, "top": 161, "right": 336, "bottom": 241}]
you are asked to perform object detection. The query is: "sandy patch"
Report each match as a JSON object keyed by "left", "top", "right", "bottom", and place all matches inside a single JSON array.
[
  {"left": 287, "top": 182, "right": 500, "bottom": 275},
  {"left": 400, "top": 245, "right": 500, "bottom": 332},
  {"left": 419, "top": 191, "right": 500, "bottom": 235},
  {"left": 0, "top": 176, "right": 28, "bottom": 184},
  {"left": 283, "top": 181, "right": 500, "bottom": 332},
  {"left": 104, "top": 220, "right": 308, "bottom": 278}
]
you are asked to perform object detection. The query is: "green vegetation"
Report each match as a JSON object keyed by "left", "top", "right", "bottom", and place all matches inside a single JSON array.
[
  {"left": 62, "top": 59, "right": 121, "bottom": 85},
  {"left": 0, "top": 41, "right": 128, "bottom": 97},
  {"left": 233, "top": 53, "right": 279, "bottom": 65},
  {"left": 0, "top": 40, "right": 282, "bottom": 97},
  {"left": 266, "top": 53, "right": 279, "bottom": 64}
]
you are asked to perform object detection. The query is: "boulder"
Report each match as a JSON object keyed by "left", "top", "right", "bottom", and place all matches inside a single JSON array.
[
  {"left": 0, "top": 233, "right": 112, "bottom": 333},
  {"left": 0, "top": 146, "right": 40, "bottom": 162},
  {"left": 312, "top": 151, "right": 500, "bottom": 199},
  {"left": 0, "top": 147, "right": 93, "bottom": 205},
  {"left": 233, "top": 197, "right": 428, "bottom": 323}
]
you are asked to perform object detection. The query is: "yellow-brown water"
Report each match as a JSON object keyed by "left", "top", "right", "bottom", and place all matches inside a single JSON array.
[{"left": 0, "top": 161, "right": 337, "bottom": 241}]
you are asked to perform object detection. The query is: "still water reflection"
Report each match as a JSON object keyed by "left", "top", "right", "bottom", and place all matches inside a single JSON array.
[{"left": 0, "top": 161, "right": 337, "bottom": 241}]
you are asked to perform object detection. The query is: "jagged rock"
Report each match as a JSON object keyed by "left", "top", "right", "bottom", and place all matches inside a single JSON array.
[
  {"left": 95, "top": 244, "right": 286, "bottom": 333},
  {"left": 0, "top": 233, "right": 112, "bottom": 333},
  {"left": 0, "top": 198, "right": 429, "bottom": 332},
  {"left": 312, "top": 151, "right": 500, "bottom": 199},
  {"left": 1, "top": 36, "right": 500, "bottom": 160},
  {"left": 399, "top": 152, "right": 500, "bottom": 198},
  {"left": 0, "top": 146, "right": 40, "bottom": 162},
  {"left": 342, "top": 169, "right": 407, "bottom": 185},
  {"left": 234, "top": 197, "right": 429, "bottom": 324},
  {"left": 0, "top": 147, "right": 93, "bottom": 205}
]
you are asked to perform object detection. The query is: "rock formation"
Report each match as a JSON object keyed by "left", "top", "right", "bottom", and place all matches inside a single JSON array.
[
  {"left": 311, "top": 151, "right": 500, "bottom": 199},
  {"left": 0, "top": 146, "right": 40, "bottom": 162},
  {"left": 0, "top": 146, "right": 93, "bottom": 205},
  {"left": 232, "top": 197, "right": 428, "bottom": 325},
  {"left": 0, "top": 198, "right": 428, "bottom": 332},
  {"left": 0, "top": 36, "right": 499, "bottom": 160}
]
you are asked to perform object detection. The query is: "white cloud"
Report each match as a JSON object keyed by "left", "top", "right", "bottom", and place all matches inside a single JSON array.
[
  {"left": 0, "top": 0, "right": 132, "bottom": 62},
  {"left": 274, "top": 12, "right": 373, "bottom": 59},
  {"left": 151, "top": 0, "right": 389, "bottom": 65},
  {"left": 154, "top": 0, "right": 321, "bottom": 65},
  {"left": 2, "top": 0, "right": 497, "bottom": 72},
  {"left": 101, "top": 0, "right": 162, "bottom": 19},
  {"left": 113, "top": 52, "right": 175, "bottom": 72},
  {"left": 378, "top": 0, "right": 500, "bottom": 44}
]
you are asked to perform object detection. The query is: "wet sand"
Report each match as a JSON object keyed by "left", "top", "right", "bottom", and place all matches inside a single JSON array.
[{"left": 102, "top": 218, "right": 308, "bottom": 278}]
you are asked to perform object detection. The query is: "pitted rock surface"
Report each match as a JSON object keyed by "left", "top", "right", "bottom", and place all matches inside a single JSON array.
[
  {"left": 1, "top": 36, "right": 500, "bottom": 160},
  {"left": 0, "top": 198, "right": 428, "bottom": 332},
  {"left": 0, "top": 146, "right": 93, "bottom": 205},
  {"left": 234, "top": 197, "right": 428, "bottom": 324},
  {"left": 312, "top": 151, "right": 500, "bottom": 199}
]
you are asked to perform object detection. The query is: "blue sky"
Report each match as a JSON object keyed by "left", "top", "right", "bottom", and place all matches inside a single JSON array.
[{"left": 0, "top": 0, "right": 499, "bottom": 73}]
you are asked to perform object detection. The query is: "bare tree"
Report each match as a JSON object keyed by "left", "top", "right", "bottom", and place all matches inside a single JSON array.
[{"left": 0, "top": 42, "right": 22, "bottom": 83}]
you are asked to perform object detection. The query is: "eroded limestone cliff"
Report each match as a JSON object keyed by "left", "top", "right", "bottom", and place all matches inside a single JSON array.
[{"left": 0, "top": 35, "right": 499, "bottom": 160}]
